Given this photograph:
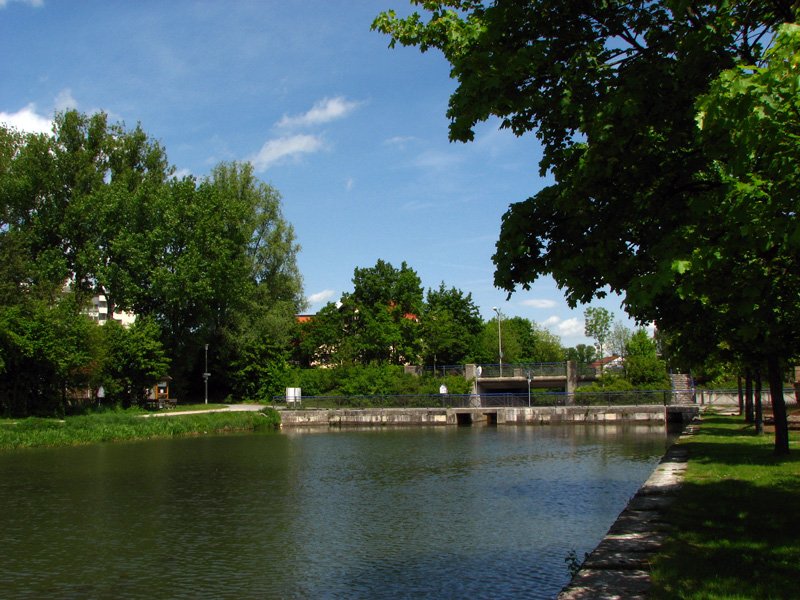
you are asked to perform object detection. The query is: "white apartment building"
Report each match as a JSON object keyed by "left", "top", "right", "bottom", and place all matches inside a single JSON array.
[{"left": 85, "top": 295, "right": 136, "bottom": 327}]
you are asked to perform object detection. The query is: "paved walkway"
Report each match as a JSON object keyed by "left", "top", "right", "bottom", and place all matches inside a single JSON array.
[{"left": 557, "top": 418, "right": 701, "bottom": 599}]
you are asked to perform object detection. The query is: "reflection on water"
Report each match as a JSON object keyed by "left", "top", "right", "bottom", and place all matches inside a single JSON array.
[{"left": 0, "top": 424, "right": 675, "bottom": 599}]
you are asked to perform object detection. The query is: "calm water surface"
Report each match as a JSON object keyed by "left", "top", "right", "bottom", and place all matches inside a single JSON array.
[{"left": 0, "top": 423, "right": 676, "bottom": 599}]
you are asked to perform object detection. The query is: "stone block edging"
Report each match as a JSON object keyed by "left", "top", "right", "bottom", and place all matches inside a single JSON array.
[{"left": 557, "top": 420, "right": 700, "bottom": 599}]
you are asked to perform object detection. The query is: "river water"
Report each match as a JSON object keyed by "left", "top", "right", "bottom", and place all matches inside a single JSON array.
[{"left": 0, "top": 423, "right": 675, "bottom": 600}]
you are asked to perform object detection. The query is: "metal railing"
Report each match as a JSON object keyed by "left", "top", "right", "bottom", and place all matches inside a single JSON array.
[
  {"left": 420, "top": 365, "right": 468, "bottom": 378},
  {"left": 275, "top": 394, "right": 475, "bottom": 410},
  {"left": 273, "top": 389, "right": 673, "bottom": 410},
  {"left": 417, "top": 362, "right": 598, "bottom": 379},
  {"left": 477, "top": 363, "right": 569, "bottom": 378}
]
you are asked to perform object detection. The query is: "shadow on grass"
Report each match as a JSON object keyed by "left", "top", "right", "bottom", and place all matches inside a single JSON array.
[
  {"left": 650, "top": 412, "right": 800, "bottom": 599},
  {"left": 651, "top": 479, "right": 800, "bottom": 599}
]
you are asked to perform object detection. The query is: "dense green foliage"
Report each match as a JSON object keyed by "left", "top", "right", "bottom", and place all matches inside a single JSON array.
[
  {"left": 292, "top": 258, "right": 577, "bottom": 376},
  {"left": 0, "top": 111, "right": 303, "bottom": 415},
  {"left": 98, "top": 317, "right": 170, "bottom": 408},
  {"left": 374, "top": 2, "right": 799, "bottom": 453},
  {"left": 293, "top": 260, "right": 423, "bottom": 366},
  {"left": 650, "top": 411, "right": 800, "bottom": 599},
  {"left": 293, "top": 260, "right": 489, "bottom": 368},
  {"left": 287, "top": 363, "right": 473, "bottom": 397},
  {"left": 625, "top": 329, "right": 670, "bottom": 388},
  {"left": 421, "top": 282, "right": 483, "bottom": 366},
  {"left": 469, "top": 314, "right": 565, "bottom": 364},
  {"left": 565, "top": 344, "right": 596, "bottom": 365}
]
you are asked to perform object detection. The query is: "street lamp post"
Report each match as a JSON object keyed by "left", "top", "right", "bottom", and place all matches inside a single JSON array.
[
  {"left": 203, "top": 344, "right": 209, "bottom": 404},
  {"left": 527, "top": 371, "right": 531, "bottom": 407},
  {"left": 493, "top": 307, "right": 503, "bottom": 376}
]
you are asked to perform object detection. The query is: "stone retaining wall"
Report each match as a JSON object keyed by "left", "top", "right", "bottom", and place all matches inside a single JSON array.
[{"left": 279, "top": 405, "right": 698, "bottom": 427}]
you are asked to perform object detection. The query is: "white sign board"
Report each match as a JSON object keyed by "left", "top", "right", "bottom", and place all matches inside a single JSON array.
[{"left": 286, "top": 387, "right": 301, "bottom": 405}]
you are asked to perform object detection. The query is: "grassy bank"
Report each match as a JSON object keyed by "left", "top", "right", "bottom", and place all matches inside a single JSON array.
[
  {"left": 650, "top": 410, "right": 800, "bottom": 599},
  {"left": 0, "top": 407, "right": 281, "bottom": 450}
]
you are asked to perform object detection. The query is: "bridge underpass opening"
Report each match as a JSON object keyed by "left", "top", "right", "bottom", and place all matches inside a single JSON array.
[
  {"left": 455, "top": 411, "right": 498, "bottom": 426},
  {"left": 456, "top": 413, "right": 472, "bottom": 426}
]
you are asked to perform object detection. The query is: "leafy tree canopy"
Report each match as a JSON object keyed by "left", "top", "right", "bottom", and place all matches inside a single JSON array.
[
  {"left": 1, "top": 111, "right": 303, "bottom": 410},
  {"left": 374, "top": 2, "right": 799, "bottom": 453}
]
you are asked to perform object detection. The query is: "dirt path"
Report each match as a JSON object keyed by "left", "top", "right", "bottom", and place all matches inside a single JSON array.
[{"left": 141, "top": 404, "right": 265, "bottom": 418}]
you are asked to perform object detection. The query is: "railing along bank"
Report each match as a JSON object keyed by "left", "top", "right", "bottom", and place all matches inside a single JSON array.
[
  {"left": 421, "top": 362, "right": 596, "bottom": 378},
  {"left": 273, "top": 390, "right": 674, "bottom": 410}
]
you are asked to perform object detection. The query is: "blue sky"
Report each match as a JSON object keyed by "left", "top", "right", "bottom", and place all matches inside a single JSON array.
[{"left": 1, "top": 0, "right": 642, "bottom": 347}]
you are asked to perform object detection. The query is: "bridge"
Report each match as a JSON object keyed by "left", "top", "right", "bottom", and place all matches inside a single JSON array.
[
  {"left": 409, "top": 362, "right": 599, "bottom": 399},
  {"left": 467, "top": 361, "right": 596, "bottom": 396}
]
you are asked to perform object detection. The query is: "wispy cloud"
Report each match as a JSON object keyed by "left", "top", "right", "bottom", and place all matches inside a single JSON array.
[
  {"left": 0, "top": 0, "right": 43, "bottom": 8},
  {"left": 0, "top": 104, "right": 52, "bottom": 134},
  {"left": 412, "top": 148, "right": 464, "bottom": 171},
  {"left": 385, "top": 135, "right": 416, "bottom": 149},
  {"left": 308, "top": 289, "right": 336, "bottom": 305},
  {"left": 250, "top": 134, "right": 324, "bottom": 172},
  {"left": 277, "top": 96, "right": 360, "bottom": 130},
  {"left": 249, "top": 96, "right": 360, "bottom": 171},
  {"left": 54, "top": 88, "right": 77, "bottom": 111},
  {"left": 521, "top": 298, "right": 558, "bottom": 309}
]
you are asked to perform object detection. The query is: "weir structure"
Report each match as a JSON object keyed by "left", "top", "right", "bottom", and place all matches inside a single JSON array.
[
  {"left": 279, "top": 405, "right": 700, "bottom": 427},
  {"left": 277, "top": 361, "right": 707, "bottom": 426}
]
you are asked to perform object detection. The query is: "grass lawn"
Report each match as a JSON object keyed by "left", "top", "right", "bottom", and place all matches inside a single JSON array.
[{"left": 650, "top": 408, "right": 800, "bottom": 599}]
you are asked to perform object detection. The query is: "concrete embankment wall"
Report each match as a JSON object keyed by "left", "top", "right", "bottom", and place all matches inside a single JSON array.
[{"left": 280, "top": 405, "right": 698, "bottom": 427}]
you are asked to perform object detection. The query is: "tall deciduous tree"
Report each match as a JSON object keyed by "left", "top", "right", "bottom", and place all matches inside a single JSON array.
[
  {"left": 421, "top": 283, "right": 483, "bottom": 366},
  {"left": 1, "top": 111, "right": 304, "bottom": 409},
  {"left": 296, "top": 260, "right": 424, "bottom": 366},
  {"left": 470, "top": 315, "right": 564, "bottom": 364},
  {"left": 374, "top": 2, "right": 799, "bottom": 454},
  {"left": 584, "top": 307, "right": 612, "bottom": 362},
  {"left": 565, "top": 344, "right": 596, "bottom": 365}
]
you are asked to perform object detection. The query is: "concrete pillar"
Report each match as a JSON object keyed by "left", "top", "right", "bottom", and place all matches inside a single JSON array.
[
  {"left": 465, "top": 364, "right": 481, "bottom": 407},
  {"left": 566, "top": 361, "right": 578, "bottom": 405}
]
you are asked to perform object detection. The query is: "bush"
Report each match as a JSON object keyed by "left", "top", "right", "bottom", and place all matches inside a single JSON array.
[{"left": 286, "top": 365, "right": 474, "bottom": 398}]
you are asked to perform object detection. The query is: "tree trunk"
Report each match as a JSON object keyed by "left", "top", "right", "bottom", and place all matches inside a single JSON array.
[
  {"left": 737, "top": 375, "right": 744, "bottom": 416},
  {"left": 754, "top": 371, "right": 763, "bottom": 435},
  {"left": 745, "top": 372, "right": 754, "bottom": 423},
  {"left": 767, "top": 355, "right": 789, "bottom": 456}
]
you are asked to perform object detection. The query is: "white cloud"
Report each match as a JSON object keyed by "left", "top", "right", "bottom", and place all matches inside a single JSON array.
[
  {"left": 0, "top": 104, "right": 52, "bottom": 134},
  {"left": 277, "top": 96, "right": 360, "bottom": 130},
  {"left": 54, "top": 88, "right": 77, "bottom": 111},
  {"left": 542, "top": 316, "right": 561, "bottom": 328},
  {"left": 521, "top": 298, "right": 558, "bottom": 309},
  {"left": 345, "top": 177, "right": 355, "bottom": 191},
  {"left": 556, "top": 318, "right": 584, "bottom": 337},
  {"left": 307, "top": 289, "right": 336, "bottom": 305},
  {"left": 540, "top": 315, "right": 585, "bottom": 337},
  {"left": 250, "top": 134, "right": 324, "bottom": 171}
]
